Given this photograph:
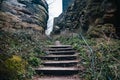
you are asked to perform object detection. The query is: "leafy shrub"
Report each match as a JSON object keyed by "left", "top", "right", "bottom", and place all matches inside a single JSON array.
[
  {"left": 0, "top": 55, "right": 27, "bottom": 80},
  {"left": 28, "top": 56, "right": 41, "bottom": 67}
]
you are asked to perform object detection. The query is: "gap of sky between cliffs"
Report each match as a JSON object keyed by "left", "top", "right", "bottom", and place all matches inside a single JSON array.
[{"left": 45, "top": 0, "right": 62, "bottom": 35}]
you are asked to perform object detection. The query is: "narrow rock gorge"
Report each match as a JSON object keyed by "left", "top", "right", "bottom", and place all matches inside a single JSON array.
[
  {"left": 0, "top": 0, "right": 120, "bottom": 80},
  {"left": 54, "top": 0, "right": 120, "bottom": 38}
]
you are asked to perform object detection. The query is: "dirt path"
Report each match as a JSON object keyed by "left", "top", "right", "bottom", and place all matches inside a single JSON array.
[{"left": 33, "top": 75, "right": 80, "bottom": 80}]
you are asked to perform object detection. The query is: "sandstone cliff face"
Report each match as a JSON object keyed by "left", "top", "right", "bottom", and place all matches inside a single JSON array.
[
  {"left": 54, "top": 0, "right": 120, "bottom": 37},
  {"left": 0, "top": 0, "right": 48, "bottom": 32}
]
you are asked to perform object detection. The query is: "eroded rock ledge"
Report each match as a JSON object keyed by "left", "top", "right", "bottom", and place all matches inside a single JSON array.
[{"left": 0, "top": 0, "right": 48, "bottom": 32}]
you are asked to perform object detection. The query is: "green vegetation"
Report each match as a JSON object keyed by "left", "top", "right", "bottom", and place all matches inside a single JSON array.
[
  {"left": 53, "top": 35, "right": 120, "bottom": 80},
  {"left": 0, "top": 30, "right": 52, "bottom": 80},
  {"left": 0, "top": 28, "right": 120, "bottom": 80},
  {"left": 4, "top": 55, "right": 27, "bottom": 80},
  {"left": 28, "top": 53, "right": 41, "bottom": 67}
]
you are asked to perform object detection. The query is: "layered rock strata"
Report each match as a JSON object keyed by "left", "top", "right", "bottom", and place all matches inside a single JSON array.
[{"left": 0, "top": 0, "right": 48, "bottom": 32}]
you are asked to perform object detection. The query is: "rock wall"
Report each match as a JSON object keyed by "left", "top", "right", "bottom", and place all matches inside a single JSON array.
[
  {"left": 0, "top": 0, "right": 48, "bottom": 32},
  {"left": 54, "top": 0, "right": 120, "bottom": 37}
]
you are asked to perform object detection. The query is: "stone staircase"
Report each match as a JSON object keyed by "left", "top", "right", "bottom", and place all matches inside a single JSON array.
[{"left": 34, "top": 45, "right": 80, "bottom": 76}]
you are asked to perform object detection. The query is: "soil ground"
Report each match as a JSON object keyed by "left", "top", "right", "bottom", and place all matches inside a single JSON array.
[{"left": 33, "top": 75, "right": 82, "bottom": 80}]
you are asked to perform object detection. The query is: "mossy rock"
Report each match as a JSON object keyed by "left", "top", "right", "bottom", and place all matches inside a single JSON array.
[{"left": 87, "top": 24, "right": 116, "bottom": 38}]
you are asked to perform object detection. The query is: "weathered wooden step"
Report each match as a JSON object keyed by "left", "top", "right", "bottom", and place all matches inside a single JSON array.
[
  {"left": 42, "top": 63, "right": 77, "bottom": 67},
  {"left": 106, "top": 9, "right": 116, "bottom": 13},
  {"left": 45, "top": 51, "right": 76, "bottom": 55},
  {"left": 43, "top": 54, "right": 78, "bottom": 58},
  {"left": 34, "top": 67, "right": 79, "bottom": 75},
  {"left": 40, "top": 54, "right": 78, "bottom": 60},
  {"left": 47, "top": 45, "right": 72, "bottom": 48},
  {"left": 104, "top": 14, "right": 114, "bottom": 17},
  {"left": 46, "top": 47, "right": 74, "bottom": 51},
  {"left": 42, "top": 60, "right": 79, "bottom": 67},
  {"left": 43, "top": 60, "right": 79, "bottom": 64},
  {"left": 35, "top": 67, "right": 79, "bottom": 71}
]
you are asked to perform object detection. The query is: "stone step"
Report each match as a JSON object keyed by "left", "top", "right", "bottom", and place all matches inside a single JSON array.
[
  {"left": 103, "top": 14, "right": 114, "bottom": 18},
  {"left": 45, "top": 51, "right": 76, "bottom": 55},
  {"left": 35, "top": 67, "right": 79, "bottom": 71},
  {"left": 42, "top": 60, "right": 79, "bottom": 67},
  {"left": 34, "top": 67, "right": 79, "bottom": 75},
  {"left": 43, "top": 60, "right": 79, "bottom": 64},
  {"left": 46, "top": 47, "right": 74, "bottom": 51},
  {"left": 47, "top": 45, "right": 72, "bottom": 48},
  {"left": 40, "top": 54, "right": 78, "bottom": 60},
  {"left": 106, "top": 9, "right": 116, "bottom": 13},
  {"left": 34, "top": 44, "right": 80, "bottom": 76},
  {"left": 42, "top": 63, "right": 78, "bottom": 67}
]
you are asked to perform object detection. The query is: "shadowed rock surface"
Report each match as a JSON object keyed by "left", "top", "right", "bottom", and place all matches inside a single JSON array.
[{"left": 54, "top": 0, "right": 120, "bottom": 38}]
